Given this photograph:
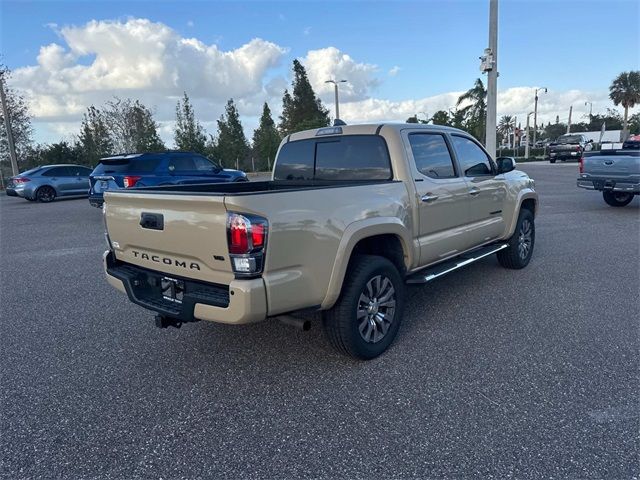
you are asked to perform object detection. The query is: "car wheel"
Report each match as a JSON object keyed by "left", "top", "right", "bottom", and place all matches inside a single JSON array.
[
  {"left": 323, "top": 255, "right": 405, "bottom": 360},
  {"left": 36, "top": 186, "right": 56, "bottom": 203},
  {"left": 602, "top": 191, "right": 634, "bottom": 207},
  {"left": 549, "top": 158, "right": 556, "bottom": 164},
  {"left": 497, "top": 208, "right": 535, "bottom": 269}
]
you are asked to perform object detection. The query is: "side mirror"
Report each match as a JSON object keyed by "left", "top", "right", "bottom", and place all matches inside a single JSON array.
[{"left": 496, "top": 157, "right": 517, "bottom": 174}]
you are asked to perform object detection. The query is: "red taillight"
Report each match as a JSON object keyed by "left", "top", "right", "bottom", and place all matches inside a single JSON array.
[
  {"left": 123, "top": 176, "right": 141, "bottom": 188},
  {"left": 579, "top": 158, "right": 584, "bottom": 174},
  {"left": 227, "top": 213, "right": 268, "bottom": 276},
  {"left": 14, "top": 177, "right": 30, "bottom": 183}
]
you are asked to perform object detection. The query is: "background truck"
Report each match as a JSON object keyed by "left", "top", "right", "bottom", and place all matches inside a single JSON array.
[
  {"left": 548, "top": 133, "right": 593, "bottom": 163},
  {"left": 102, "top": 123, "right": 538, "bottom": 359},
  {"left": 577, "top": 140, "right": 640, "bottom": 206}
]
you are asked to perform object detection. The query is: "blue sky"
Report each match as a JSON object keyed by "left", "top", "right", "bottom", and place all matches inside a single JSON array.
[{"left": 1, "top": 0, "right": 639, "bottom": 143}]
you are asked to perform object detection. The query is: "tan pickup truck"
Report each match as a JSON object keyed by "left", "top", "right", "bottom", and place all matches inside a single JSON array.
[{"left": 103, "top": 123, "right": 538, "bottom": 359}]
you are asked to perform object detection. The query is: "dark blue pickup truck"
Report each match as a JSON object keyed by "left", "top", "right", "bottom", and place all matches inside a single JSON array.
[{"left": 89, "top": 151, "right": 247, "bottom": 207}]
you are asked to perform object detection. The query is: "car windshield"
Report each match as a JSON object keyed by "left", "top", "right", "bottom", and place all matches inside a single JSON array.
[{"left": 557, "top": 135, "right": 582, "bottom": 143}]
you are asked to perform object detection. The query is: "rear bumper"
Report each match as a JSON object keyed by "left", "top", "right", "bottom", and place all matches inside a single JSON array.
[
  {"left": 5, "top": 188, "right": 17, "bottom": 196},
  {"left": 103, "top": 251, "right": 267, "bottom": 325},
  {"left": 549, "top": 151, "right": 581, "bottom": 160},
  {"left": 89, "top": 194, "right": 104, "bottom": 208},
  {"left": 577, "top": 178, "right": 640, "bottom": 193}
]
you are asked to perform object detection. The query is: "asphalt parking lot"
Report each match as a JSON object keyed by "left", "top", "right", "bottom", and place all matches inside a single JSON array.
[{"left": 1, "top": 163, "right": 638, "bottom": 479}]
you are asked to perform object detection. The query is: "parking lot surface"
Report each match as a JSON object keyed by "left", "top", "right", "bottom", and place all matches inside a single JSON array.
[{"left": 1, "top": 163, "right": 638, "bottom": 479}]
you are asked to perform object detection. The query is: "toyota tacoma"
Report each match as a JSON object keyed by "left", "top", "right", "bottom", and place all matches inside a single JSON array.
[{"left": 102, "top": 124, "right": 538, "bottom": 359}]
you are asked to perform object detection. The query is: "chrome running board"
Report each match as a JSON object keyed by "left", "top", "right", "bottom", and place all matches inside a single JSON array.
[{"left": 406, "top": 244, "right": 508, "bottom": 284}]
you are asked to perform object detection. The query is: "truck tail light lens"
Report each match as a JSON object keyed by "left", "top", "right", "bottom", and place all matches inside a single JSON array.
[
  {"left": 579, "top": 158, "right": 584, "bottom": 174},
  {"left": 123, "top": 176, "right": 141, "bottom": 188},
  {"left": 227, "top": 213, "right": 268, "bottom": 277}
]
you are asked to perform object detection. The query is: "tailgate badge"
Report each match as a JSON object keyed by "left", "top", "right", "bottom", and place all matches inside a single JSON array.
[{"left": 140, "top": 212, "right": 164, "bottom": 230}]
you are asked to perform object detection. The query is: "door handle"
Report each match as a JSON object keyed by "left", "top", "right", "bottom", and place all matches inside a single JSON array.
[
  {"left": 469, "top": 188, "right": 481, "bottom": 196},
  {"left": 421, "top": 194, "right": 439, "bottom": 203}
]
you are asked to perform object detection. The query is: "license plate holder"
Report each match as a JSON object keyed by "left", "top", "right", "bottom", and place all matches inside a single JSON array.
[
  {"left": 161, "top": 276, "right": 185, "bottom": 304},
  {"left": 100, "top": 180, "right": 109, "bottom": 190}
]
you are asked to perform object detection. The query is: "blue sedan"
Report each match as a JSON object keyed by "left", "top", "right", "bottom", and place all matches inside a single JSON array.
[
  {"left": 88, "top": 152, "right": 248, "bottom": 208},
  {"left": 7, "top": 164, "right": 92, "bottom": 202}
]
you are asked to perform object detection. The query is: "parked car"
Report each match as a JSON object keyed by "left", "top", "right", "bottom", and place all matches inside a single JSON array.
[
  {"left": 548, "top": 134, "right": 593, "bottom": 163},
  {"left": 7, "top": 164, "right": 92, "bottom": 202},
  {"left": 102, "top": 123, "right": 538, "bottom": 359},
  {"left": 89, "top": 152, "right": 248, "bottom": 208},
  {"left": 577, "top": 142, "right": 640, "bottom": 207}
]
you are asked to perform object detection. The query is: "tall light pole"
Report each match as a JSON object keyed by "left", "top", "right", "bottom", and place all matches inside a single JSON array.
[
  {"left": 585, "top": 101, "right": 593, "bottom": 124},
  {"left": 325, "top": 79, "right": 347, "bottom": 121},
  {"left": 0, "top": 76, "right": 19, "bottom": 176},
  {"left": 525, "top": 111, "right": 534, "bottom": 159},
  {"left": 533, "top": 86, "right": 547, "bottom": 147},
  {"left": 484, "top": 0, "right": 499, "bottom": 159}
]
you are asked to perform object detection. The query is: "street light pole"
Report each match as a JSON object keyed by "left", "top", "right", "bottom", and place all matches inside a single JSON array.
[
  {"left": 0, "top": 75, "right": 19, "bottom": 176},
  {"left": 533, "top": 86, "right": 547, "bottom": 148},
  {"left": 525, "top": 111, "right": 534, "bottom": 159},
  {"left": 484, "top": 0, "right": 499, "bottom": 159},
  {"left": 585, "top": 101, "right": 593, "bottom": 124},
  {"left": 325, "top": 79, "right": 347, "bottom": 121}
]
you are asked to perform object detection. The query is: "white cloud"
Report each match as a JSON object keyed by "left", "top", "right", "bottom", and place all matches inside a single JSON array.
[
  {"left": 388, "top": 66, "right": 400, "bottom": 77},
  {"left": 303, "top": 26, "right": 312, "bottom": 36},
  {"left": 301, "top": 47, "right": 380, "bottom": 102}
]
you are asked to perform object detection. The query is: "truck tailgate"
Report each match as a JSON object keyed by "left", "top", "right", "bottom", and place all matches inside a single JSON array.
[
  {"left": 583, "top": 154, "right": 640, "bottom": 177},
  {"left": 104, "top": 191, "right": 234, "bottom": 285}
]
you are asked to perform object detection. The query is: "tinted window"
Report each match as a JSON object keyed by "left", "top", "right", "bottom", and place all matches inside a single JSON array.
[
  {"left": 21, "top": 167, "right": 42, "bottom": 176},
  {"left": 93, "top": 156, "right": 160, "bottom": 174},
  {"left": 274, "top": 135, "right": 391, "bottom": 181},
  {"left": 193, "top": 156, "right": 219, "bottom": 171},
  {"left": 273, "top": 140, "right": 315, "bottom": 180},
  {"left": 42, "top": 167, "right": 71, "bottom": 177},
  {"left": 451, "top": 136, "right": 493, "bottom": 176},
  {"left": 168, "top": 156, "right": 197, "bottom": 172},
  {"left": 315, "top": 136, "right": 391, "bottom": 181},
  {"left": 409, "top": 133, "right": 456, "bottom": 178},
  {"left": 68, "top": 166, "right": 91, "bottom": 176}
]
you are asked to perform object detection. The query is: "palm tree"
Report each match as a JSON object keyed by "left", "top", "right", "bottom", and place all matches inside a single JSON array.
[
  {"left": 609, "top": 71, "right": 640, "bottom": 141},
  {"left": 498, "top": 115, "right": 515, "bottom": 144},
  {"left": 456, "top": 78, "right": 487, "bottom": 142}
]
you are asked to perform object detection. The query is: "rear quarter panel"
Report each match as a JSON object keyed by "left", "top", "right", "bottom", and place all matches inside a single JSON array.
[{"left": 225, "top": 181, "right": 414, "bottom": 315}]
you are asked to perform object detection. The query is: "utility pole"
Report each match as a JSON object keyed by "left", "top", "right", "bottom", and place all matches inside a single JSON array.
[
  {"left": 567, "top": 106, "right": 573, "bottom": 133},
  {"left": 525, "top": 111, "right": 534, "bottom": 159},
  {"left": 585, "top": 101, "right": 593, "bottom": 125},
  {"left": 0, "top": 76, "right": 19, "bottom": 176},
  {"left": 325, "top": 79, "right": 347, "bottom": 121},
  {"left": 484, "top": 0, "right": 498, "bottom": 159},
  {"left": 533, "top": 87, "right": 547, "bottom": 148}
]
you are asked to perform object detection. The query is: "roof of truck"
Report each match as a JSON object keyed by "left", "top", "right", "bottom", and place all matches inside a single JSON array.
[{"left": 287, "top": 122, "right": 466, "bottom": 142}]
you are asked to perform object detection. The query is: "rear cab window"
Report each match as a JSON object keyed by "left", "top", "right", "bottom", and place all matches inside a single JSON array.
[{"left": 274, "top": 135, "right": 392, "bottom": 181}]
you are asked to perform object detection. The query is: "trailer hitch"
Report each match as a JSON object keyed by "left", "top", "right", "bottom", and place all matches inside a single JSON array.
[{"left": 155, "top": 314, "right": 184, "bottom": 329}]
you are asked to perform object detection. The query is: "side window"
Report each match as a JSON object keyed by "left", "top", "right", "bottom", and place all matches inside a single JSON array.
[
  {"left": 168, "top": 156, "right": 196, "bottom": 173},
  {"left": 315, "top": 136, "right": 391, "bottom": 181},
  {"left": 408, "top": 133, "right": 456, "bottom": 178},
  {"left": 193, "top": 156, "right": 215, "bottom": 171},
  {"left": 42, "top": 167, "right": 71, "bottom": 177},
  {"left": 273, "top": 140, "right": 315, "bottom": 180},
  {"left": 451, "top": 135, "right": 493, "bottom": 177},
  {"left": 68, "top": 166, "right": 90, "bottom": 176}
]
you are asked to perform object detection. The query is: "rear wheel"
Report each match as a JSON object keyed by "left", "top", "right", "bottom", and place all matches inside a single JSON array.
[
  {"left": 36, "top": 186, "right": 56, "bottom": 203},
  {"left": 549, "top": 158, "right": 556, "bottom": 164},
  {"left": 497, "top": 209, "right": 535, "bottom": 269},
  {"left": 323, "top": 255, "right": 405, "bottom": 360},
  {"left": 602, "top": 191, "right": 633, "bottom": 207}
]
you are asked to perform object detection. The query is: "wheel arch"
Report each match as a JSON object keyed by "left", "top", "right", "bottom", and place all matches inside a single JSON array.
[
  {"left": 321, "top": 218, "right": 413, "bottom": 310},
  {"left": 506, "top": 191, "right": 538, "bottom": 237},
  {"left": 35, "top": 183, "right": 59, "bottom": 198}
]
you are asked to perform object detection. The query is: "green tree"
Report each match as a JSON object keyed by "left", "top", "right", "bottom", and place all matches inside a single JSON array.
[
  {"left": 0, "top": 65, "right": 33, "bottom": 170},
  {"left": 456, "top": 78, "right": 487, "bottom": 142},
  {"left": 78, "top": 106, "right": 113, "bottom": 165},
  {"left": 628, "top": 112, "right": 640, "bottom": 134},
  {"left": 214, "top": 99, "right": 249, "bottom": 169},
  {"left": 430, "top": 110, "right": 450, "bottom": 126},
  {"left": 279, "top": 59, "right": 330, "bottom": 136},
  {"left": 252, "top": 102, "right": 280, "bottom": 171},
  {"left": 406, "top": 115, "right": 420, "bottom": 124},
  {"left": 497, "top": 115, "right": 515, "bottom": 143},
  {"left": 174, "top": 92, "right": 207, "bottom": 153},
  {"left": 587, "top": 108, "right": 624, "bottom": 131},
  {"left": 609, "top": 71, "right": 640, "bottom": 140}
]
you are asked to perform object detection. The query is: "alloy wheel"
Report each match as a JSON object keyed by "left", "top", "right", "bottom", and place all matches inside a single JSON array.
[{"left": 357, "top": 275, "right": 396, "bottom": 344}]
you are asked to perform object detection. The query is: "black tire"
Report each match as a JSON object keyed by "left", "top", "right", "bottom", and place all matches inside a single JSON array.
[
  {"left": 549, "top": 158, "right": 556, "bottom": 164},
  {"left": 323, "top": 255, "right": 405, "bottom": 360},
  {"left": 602, "top": 191, "right": 634, "bottom": 207},
  {"left": 497, "top": 209, "right": 535, "bottom": 269},
  {"left": 36, "top": 186, "right": 56, "bottom": 203}
]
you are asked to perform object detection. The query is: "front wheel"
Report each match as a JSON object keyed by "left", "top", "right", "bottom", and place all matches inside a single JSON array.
[
  {"left": 549, "top": 158, "right": 556, "bottom": 164},
  {"left": 497, "top": 209, "right": 535, "bottom": 269},
  {"left": 323, "top": 255, "right": 405, "bottom": 360},
  {"left": 36, "top": 186, "right": 56, "bottom": 203},
  {"left": 602, "top": 191, "right": 634, "bottom": 207}
]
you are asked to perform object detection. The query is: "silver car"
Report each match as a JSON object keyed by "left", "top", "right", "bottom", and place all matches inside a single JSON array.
[{"left": 8, "top": 164, "right": 93, "bottom": 203}]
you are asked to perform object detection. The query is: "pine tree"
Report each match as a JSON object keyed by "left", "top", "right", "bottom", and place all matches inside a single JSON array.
[
  {"left": 214, "top": 99, "right": 249, "bottom": 169},
  {"left": 278, "top": 59, "right": 330, "bottom": 136},
  {"left": 174, "top": 92, "right": 207, "bottom": 153},
  {"left": 252, "top": 103, "right": 281, "bottom": 171},
  {"left": 78, "top": 106, "right": 112, "bottom": 165},
  {"left": 102, "top": 98, "right": 164, "bottom": 153}
]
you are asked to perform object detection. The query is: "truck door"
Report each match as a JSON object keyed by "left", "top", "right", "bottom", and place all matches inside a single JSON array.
[
  {"left": 403, "top": 130, "right": 475, "bottom": 265},
  {"left": 449, "top": 134, "right": 507, "bottom": 245}
]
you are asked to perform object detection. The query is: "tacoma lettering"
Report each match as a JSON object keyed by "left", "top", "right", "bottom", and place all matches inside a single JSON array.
[{"left": 131, "top": 250, "right": 200, "bottom": 270}]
